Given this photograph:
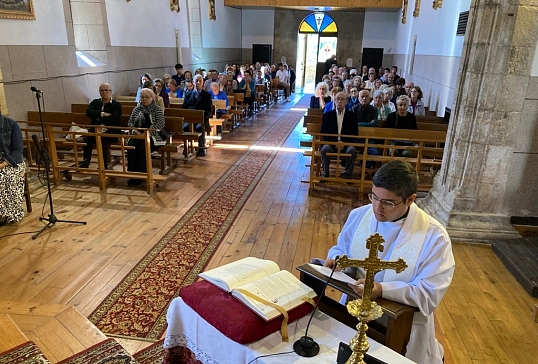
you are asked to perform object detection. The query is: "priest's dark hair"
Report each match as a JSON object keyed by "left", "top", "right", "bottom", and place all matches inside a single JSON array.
[{"left": 372, "top": 161, "right": 418, "bottom": 199}]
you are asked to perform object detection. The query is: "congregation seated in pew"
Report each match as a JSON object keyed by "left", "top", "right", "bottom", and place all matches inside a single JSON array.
[{"left": 126, "top": 88, "right": 165, "bottom": 185}]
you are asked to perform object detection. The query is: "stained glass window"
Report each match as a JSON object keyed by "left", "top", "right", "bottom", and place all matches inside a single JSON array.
[{"left": 299, "top": 13, "right": 337, "bottom": 34}]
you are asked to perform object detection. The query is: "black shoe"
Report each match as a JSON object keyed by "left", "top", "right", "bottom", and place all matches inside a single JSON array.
[
  {"left": 78, "top": 160, "right": 90, "bottom": 168},
  {"left": 127, "top": 179, "right": 144, "bottom": 186},
  {"left": 340, "top": 172, "right": 352, "bottom": 180},
  {"left": 196, "top": 150, "right": 206, "bottom": 157},
  {"left": 61, "top": 170, "right": 72, "bottom": 181}
]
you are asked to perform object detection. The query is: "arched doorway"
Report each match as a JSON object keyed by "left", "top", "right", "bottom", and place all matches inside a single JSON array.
[{"left": 295, "top": 13, "right": 338, "bottom": 93}]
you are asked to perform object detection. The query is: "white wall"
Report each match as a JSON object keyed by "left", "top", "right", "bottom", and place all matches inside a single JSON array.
[
  {"left": 394, "top": 0, "right": 470, "bottom": 58},
  {"left": 105, "top": 0, "right": 188, "bottom": 48},
  {"left": 241, "top": 9, "right": 274, "bottom": 48},
  {"left": 201, "top": 1, "right": 242, "bottom": 48},
  {"left": 362, "top": 11, "right": 399, "bottom": 53},
  {"left": 0, "top": 0, "right": 67, "bottom": 45},
  {"left": 391, "top": 0, "right": 471, "bottom": 115}
]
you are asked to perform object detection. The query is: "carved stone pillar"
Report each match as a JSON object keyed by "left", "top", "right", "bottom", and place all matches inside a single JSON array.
[{"left": 419, "top": 0, "right": 538, "bottom": 241}]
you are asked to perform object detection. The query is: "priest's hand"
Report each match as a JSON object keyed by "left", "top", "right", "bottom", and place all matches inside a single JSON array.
[
  {"left": 349, "top": 279, "right": 383, "bottom": 300},
  {"left": 323, "top": 258, "right": 341, "bottom": 271}
]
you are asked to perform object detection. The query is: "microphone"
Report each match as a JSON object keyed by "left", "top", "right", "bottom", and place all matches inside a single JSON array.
[
  {"left": 293, "top": 258, "right": 339, "bottom": 357},
  {"left": 30, "top": 86, "right": 42, "bottom": 93}
]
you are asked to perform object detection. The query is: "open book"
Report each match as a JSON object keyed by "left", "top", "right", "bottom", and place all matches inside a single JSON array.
[{"left": 199, "top": 257, "right": 317, "bottom": 321}]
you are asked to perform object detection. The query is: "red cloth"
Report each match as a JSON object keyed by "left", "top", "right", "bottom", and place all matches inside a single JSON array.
[{"left": 179, "top": 280, "right": 316, "bottom": 344}]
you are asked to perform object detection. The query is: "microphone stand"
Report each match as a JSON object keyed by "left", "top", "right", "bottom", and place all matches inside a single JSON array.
[
  {"left": 31, "top": 88, "right": 86, "bottom": 240},
  {"left": 293, "top": 261, "right": 338, "bottom": 357}
]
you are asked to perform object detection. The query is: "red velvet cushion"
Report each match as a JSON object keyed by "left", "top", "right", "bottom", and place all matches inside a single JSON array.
[{"left": 179, "top": 280, "right": 316, "bottom": 344}]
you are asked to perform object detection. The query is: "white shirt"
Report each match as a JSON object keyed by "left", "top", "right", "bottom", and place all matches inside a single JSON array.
[
  {"left": 327, "top": 204, "right": 455, "bottom": 364},
  {"left": 276, "top": 69, "right": 289, "bottom": 84},
  {"left": 336, "top": 109, "right": 344, "bottom": 141}
]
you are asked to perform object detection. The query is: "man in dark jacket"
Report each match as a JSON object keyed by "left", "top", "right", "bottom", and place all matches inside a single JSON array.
[
  {"left": 182, "top": 74, "right": 212, "bottom": 156},
  {"left": 82, "top": 83, "right": 122, "bottom": 168},
  {"left": 320, "top": 92, "right": 358, "bottom": 179}
]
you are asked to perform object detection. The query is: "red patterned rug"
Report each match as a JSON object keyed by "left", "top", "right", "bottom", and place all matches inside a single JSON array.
[
  {"left": 57, "top": 339, "right": 136, "bottom": 364},
  {"left": 133, "top": 339, "right": 164, "bottom": 364},
  {"left": 0, "top": 341, "right": 50, "bottom": 364},
  {"left": 88, "top": 99, "right": 308, "bottom": 339}
]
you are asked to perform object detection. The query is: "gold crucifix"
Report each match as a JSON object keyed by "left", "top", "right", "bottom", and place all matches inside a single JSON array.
[{"left": 336, "top": 233, "right": 408, "bottom": 364}]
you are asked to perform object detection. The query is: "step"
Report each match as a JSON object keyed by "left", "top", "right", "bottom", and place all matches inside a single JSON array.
[{"left": 0, "top": 301, "right": 107, "bottom": 362}]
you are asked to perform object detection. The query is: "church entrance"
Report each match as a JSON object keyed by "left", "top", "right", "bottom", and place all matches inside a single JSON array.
[{"left": 295, "top": 13, "right": 338, "bottom": 93}]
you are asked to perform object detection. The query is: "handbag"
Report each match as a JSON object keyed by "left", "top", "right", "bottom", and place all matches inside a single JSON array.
[{"left": 65, "top": 123, "right": 88, "bottom": 142}]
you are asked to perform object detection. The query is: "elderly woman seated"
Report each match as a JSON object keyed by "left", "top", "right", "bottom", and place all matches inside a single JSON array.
[
  {"left": 0, "top": 109, "right": 25, "bottom": 226},
  {"left": 382, "top": 87, "right": 396, "bottom": 112},
  {"left": 368, "top": 90, "right": 390, "bottom": 127},
  {"left": 409, "top": 86, "right": 426, "bottom": 116},
  {"left": 209, "top": 82, "right": 229, "bottom": 134},
  {"left": 385, "top": 95, "right": 417, "bottom": 157},
  {"left": 310, "top": 82, "right": 331, "bottom": 109},
  {"left": 126, "top": 88, "right": 165, "bottom": 185},
  {"left": 167, "top": 79, "right": 183, "bottom": 99}
]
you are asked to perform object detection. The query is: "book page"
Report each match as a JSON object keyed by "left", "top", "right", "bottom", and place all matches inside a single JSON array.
[
  {"left": 233, "top": 270, "right": 316, "bottom": 320},
  {"left": 199, "top": 257, "right": 280, "bottom": 292},
  {"left": 307, "top": 263, "right": 362, "bottom": 286}
]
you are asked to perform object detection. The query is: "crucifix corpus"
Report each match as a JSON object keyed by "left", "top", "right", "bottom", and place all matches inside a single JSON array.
[{"left": 336, "top": 233, "right": 408, "bottom": 364}]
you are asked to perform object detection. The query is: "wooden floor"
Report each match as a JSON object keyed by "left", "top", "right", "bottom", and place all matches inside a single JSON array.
[{"left": 1, "top": 95, "right": 537, "bottom": 362}]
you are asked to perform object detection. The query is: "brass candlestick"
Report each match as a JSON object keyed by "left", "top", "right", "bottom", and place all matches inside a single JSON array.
[{"left": 336, "top": 233, "right": 408, "bottom": 364}]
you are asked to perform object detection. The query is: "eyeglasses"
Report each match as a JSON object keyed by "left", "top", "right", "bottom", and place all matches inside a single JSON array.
[
  {"left": 99, "top": 89, "right": 111, "bottom": 92},
  {"left": 368, "top": 193, "right": 404, "bottom": 209}
]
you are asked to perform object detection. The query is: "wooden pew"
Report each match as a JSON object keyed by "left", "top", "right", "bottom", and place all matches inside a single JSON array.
[
  {"left": 44, "top": 123, "right": 167, "bottom": 194},
  {"left": 308, "top": 128, "right": 447, "bottom": 195}
]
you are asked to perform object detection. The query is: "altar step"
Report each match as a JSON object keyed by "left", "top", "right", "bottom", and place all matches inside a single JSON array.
[
  {"left": 492, "top": 237, "right": 538, "bottom": 297},
  {"left": 0, "top": 301, "right": 163, "bottom": 363}
]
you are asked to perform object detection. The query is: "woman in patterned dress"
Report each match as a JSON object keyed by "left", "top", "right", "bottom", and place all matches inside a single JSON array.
[{"left": 0, "top": 110, "right": 25, "bottom": 225}]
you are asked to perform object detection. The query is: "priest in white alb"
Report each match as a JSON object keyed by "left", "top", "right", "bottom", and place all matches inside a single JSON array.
[{"left": 324, "top": 160, "right": 455, "bottom": 364}]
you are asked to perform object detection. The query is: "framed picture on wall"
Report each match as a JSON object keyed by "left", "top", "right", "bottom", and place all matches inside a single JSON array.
[{"left": 0, "top": 0, "right": 35, "bottom": 20}]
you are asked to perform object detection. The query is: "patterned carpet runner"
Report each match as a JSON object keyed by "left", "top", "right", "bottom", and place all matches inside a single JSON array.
[
  {"left": 0, "top": 341, "right": 50, "bottom": 364},
  {"left": 132, "top": 339, "right": 164, "bottom": 364},
  {"left": 57, "top": 339, "right": 136, "bottom": 364},
  {"left": 88, "top": 100, "right": 308, "bottom": 339}
]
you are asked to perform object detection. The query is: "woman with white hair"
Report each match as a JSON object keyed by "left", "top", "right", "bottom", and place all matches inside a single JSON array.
[
  {"left": 385, "top": 95, "right": 417, "bottom": 157},
  {"left": 382, "top": 88, "right": 396, "bottom": 112},
  {"left": 370, "top": 90, "right": 392, "bottom": 126},
  {"left": 126, "top": 88, "right": 165, "bottom": 185},
  {"left": 310, "top": 82, "right": 331, "bottom": 109}
]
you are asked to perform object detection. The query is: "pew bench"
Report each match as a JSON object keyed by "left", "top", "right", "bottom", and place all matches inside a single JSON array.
[
  {"left": 308, "top": 128, "right": 447, "bottom": 196},
  {"left": 44, "top": 123, "right": 168, "bottom": 194}
]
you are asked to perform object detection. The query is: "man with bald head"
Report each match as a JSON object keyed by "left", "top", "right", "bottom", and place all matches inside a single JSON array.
[
  {"left": 320, "top": 92, "right": 358, "bottom": 180},
  {"left": 404, "top": 81, "right": 415, "bottom": 96}
]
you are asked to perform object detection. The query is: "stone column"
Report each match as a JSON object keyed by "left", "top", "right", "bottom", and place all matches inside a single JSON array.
[{"left": 420, "top": 0, "right": 538, "bottom": 241}]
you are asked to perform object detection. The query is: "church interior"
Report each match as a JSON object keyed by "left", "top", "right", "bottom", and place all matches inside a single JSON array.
[{"left": 1, "top": 0, "right": 538, "bottom": 363}]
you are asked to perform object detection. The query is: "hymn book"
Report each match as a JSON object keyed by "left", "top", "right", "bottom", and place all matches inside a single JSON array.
[{"left": 199, "top": 257, "right": 317, "bottom": 321}]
